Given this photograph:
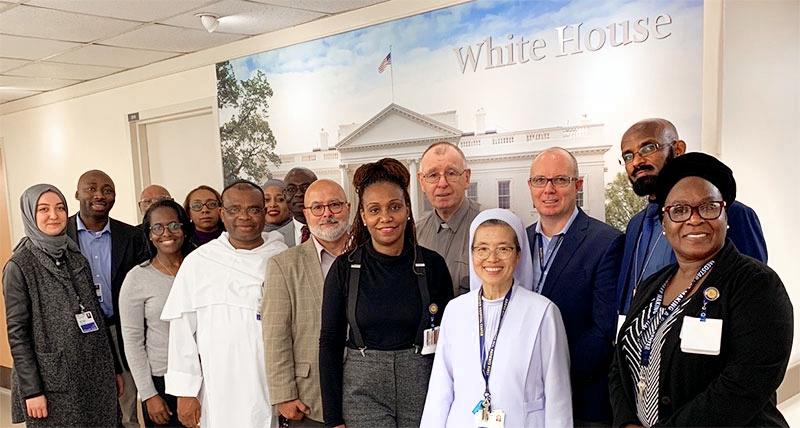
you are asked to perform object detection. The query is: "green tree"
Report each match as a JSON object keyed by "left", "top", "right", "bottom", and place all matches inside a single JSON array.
[
  {"left": 217, "top": 60, "right": 281, "bottom": 185},
  {"left": 605, "top": 172, "right": 647, "bottom": 231}
]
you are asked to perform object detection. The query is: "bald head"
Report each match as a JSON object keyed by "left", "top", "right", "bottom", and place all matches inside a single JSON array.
[
  {"left": 139, "top": 184, "right": 172, "bottom": 215},
  {"left": 531, "top": 147, "right": 579, "bottom": 177},
  {"left": 621, "top": 118, "right": 679, "bottom": 148},
  {"left": 620, "top": 118, "right": 687, "bottom": 197},
  {"left": 304, "top": 179, "right": 346, "bottom": 207},
  {"left": 304, "top": 179, "right": 350, "bottom": 244},
  {"left": 284, "top": 167, "right": 318, "bottom": 223}
]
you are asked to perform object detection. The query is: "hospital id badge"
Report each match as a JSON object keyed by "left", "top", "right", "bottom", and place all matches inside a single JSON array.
[
  {"left": 474, "top": 408, "right": 505, "bottom": 428},
  {"left": 421, "top": 326, "right": 439, "bottom": 355},
  {"left": 94, "top": 283, "right": 103, "bottom": 303},
  {"left": 75, "top": 311, "right": 99, "bottom": 333},
  {"left": 680, "top": 316, "right": 722, "bottom": 355}
]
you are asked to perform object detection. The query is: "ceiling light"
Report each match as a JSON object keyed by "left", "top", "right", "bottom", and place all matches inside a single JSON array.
[{"left": 196, "top": 13, "right": 219, "bottom": 33}]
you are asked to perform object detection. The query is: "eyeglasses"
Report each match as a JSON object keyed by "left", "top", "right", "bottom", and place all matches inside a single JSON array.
[
  {"left": 305, "top": 201, "right": 347, "bottom": 217},
  {"left": 663, "top": 201, "right": 726, "bottom": 223},
  {"left": 472, "top": 245, "right": 517, "bottom": 260},
  {"left": 138, "top": 196, "right": 172, "bottom": 208},
  {"left": 528, "top": 176, "right": 577, "bottom": 188},
  {"left": 620, "top": 142, "right": 673, "bottom": 164},
  {"left": 150, "top": 222, "right": 183, "bottom": 236},
  {"left": 283, "top": 183, "right": 311, "bottom": 196},
  {"left": 222, "top": 206, "right": 265, "bottom": 216},
  {"left": 421, "top": 169, "right": 467, "bottom": 184},
  {"left": 189, "top": 200, "right": 220, "bottom": 211}
]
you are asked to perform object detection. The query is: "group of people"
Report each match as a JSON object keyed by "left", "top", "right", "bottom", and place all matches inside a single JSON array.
[{"left": 3, "top": 117, "right": 792, "bottom": 428}]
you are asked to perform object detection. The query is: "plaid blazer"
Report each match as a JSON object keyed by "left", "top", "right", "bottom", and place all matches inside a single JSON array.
[{"left": 263, "top": 239, "right": 325, "bottom": 423}]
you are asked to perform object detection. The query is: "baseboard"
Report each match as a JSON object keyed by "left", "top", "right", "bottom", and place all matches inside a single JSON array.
[
  {"left": 0, "top": 365, "right": 10, "bottom": 389},
  {"left": 779, "top": 362, "right": 800, "bottom": 403}
]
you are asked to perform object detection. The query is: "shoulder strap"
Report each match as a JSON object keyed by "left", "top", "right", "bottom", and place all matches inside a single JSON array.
[
  {"left": 414, "top": 246, "right": 430, "bottom": 349},
  {"left": 346, "top": 247, "right": 367, "bottom": 351}
]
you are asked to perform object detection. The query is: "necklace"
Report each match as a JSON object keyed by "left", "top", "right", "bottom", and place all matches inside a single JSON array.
[{"left": 155, "top": 256, "right": 178, "bottom": 277}]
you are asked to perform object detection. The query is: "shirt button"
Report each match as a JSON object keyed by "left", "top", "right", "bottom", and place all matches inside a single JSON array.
[
  {"left": 661, "top": 396, "right": 672, "bottom": 405},
  {"left": 94, "top": 256, "right": 98, "bottom": 259}
]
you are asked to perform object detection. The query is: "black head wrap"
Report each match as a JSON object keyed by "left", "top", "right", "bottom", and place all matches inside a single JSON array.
[{"left": 655, "top": 152, "right": 736, "bottom": 209}]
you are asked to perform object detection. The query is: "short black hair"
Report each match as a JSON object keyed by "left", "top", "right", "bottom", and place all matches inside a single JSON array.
[
  {"left": 221, "top": 180, "right": 265, "bottom": 202},
  {"left": 143, "top": 199, "right": 196, "bottom": 258}
]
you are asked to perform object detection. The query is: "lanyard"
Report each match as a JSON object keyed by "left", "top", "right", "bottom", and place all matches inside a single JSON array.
[
  {"left": 534, "top": 233, "right": 564, "bottom": 293},
  {"left": 478, "top": 285, "right": 513, "bottom": 410},
  {"left": 639, "top": 260, "right": 715, "bottom": 366}
]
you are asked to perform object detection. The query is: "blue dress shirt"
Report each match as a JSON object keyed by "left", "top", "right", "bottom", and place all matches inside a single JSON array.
[
  {"left": 76, "top": 215, "right": 113, "bottom": 317},
  {"left": 532, "top": 207, "right": 579, "bottom": 292}
]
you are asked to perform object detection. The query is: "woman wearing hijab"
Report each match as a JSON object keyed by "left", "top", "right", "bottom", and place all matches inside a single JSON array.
[
  {"left": 610, "top": 153, "right": 792, "bottom": 427},
  {"left": 4, "top": 184, "right": 119, "bottom": 427},
  {"left": 421, "top": 208, "right": 572, "bottom": 427}
]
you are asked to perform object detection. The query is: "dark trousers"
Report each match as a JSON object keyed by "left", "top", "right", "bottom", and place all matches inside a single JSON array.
[{"left": 142, "top": 376, "right": 181, "bottom": 428}]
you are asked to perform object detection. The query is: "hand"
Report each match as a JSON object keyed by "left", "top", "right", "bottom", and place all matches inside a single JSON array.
[
  {"left": 333, "top": 425, "right": 346, "bottom": 428},
  {"left": 277, "top": 399, "right": 310, "bottom": 421},
  {"left": 145, "top": 395, "right": 173, "bottom": 425},
  {"left": 26, "top": 395, "right": 47, "bottom": 419},
  {"left": 116, "top": 374, "right": 125, "bottom": 398},
  {"left": 177, "top": 396, "right": 201, "bottom": 428}
]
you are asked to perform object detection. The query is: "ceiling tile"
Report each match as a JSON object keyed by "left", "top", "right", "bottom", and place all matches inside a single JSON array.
[
  {"left": 162, "top": 0, "right": 324, "bottom": 35},
  {"left": 0, "top": 57, "right": 30, "bottom": 73},
  {"left": 252, "top": 0, "right": 386, "bottom": 14},
  {"left": 102, "top": 24, "right": 245, "bottom": 53},
  {"left": 0, "top": 5, "right": 143, "bottom": 42},
  {"left": 0, "top": 88, "right": 42, "bottom": 104},
  {"left": 49, "top": 44, "right": 181, "bottom": 68},
  {"left": 25, "top": 0, "right": 221, "bottom": 23},
  {"left": 6, "top": 61, "right": 123, "bottom": 80},
  {"left": 0, "top": 34, "right": 81, "bottom": 60},
  {"left": 0, "top": 75, "right": 79, "bottom": 91}
]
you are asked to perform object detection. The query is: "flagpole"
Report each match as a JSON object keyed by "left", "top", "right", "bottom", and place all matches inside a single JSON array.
[{"left": 389, "top": 45, "right": 395, "bottom": 103}]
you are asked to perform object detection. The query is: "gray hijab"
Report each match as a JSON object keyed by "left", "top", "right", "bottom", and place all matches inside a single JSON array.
[{"left": 20, "top": 184, "right": 79, "bottom": 258}]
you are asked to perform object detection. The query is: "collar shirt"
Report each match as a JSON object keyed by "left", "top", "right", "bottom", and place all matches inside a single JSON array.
[
  {"left": 293, "top": 218, "right": 305, "bottom": 245},
  {"left": 76, "top": 215, "right": 113, "bottom": 317},
  {"left": 532, "top": 207, "right": 579, "bottom": 293},
  {"left": 311, "top": 236, "right": 337, "bottom": 279}
]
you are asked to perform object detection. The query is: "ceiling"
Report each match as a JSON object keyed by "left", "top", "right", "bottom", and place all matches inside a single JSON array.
[{"left": 0, "top": 0, "right": 387, "bottom": 104}]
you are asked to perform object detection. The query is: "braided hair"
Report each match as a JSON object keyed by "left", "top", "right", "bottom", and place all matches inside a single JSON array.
[{"left": 347, "top": 158, "right": 418, "bottom": 259}]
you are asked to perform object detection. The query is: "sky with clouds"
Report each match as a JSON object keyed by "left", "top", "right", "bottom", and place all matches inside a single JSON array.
[{"left": 222, "top": 0, "right": 703, "bottom": 177}]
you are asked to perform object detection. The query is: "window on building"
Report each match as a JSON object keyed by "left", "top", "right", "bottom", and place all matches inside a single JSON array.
[
  {"left": 467, "top": 183, "right": 478, "bottom": 203},
  {"left": 576, "top": 176, "right": 584, "bottom": 208},
  {"left": 497, "top": 180, "right": 510, "bottom": 209}
]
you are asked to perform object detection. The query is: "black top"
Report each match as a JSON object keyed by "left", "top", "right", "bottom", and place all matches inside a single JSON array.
[
  {"left": 609, "top": 240, "right": 793, "bottom": 427},
  {"left": 318, "top": 242, "right": 453, "bottom": 427}
]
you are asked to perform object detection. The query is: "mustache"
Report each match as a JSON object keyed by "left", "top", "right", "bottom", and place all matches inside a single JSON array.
[
  {"left": 318, "top": 217, "right": 340, "bottom": 225},
  {"left": 632, "top": 164, "right": 655, "bottom": 176}
]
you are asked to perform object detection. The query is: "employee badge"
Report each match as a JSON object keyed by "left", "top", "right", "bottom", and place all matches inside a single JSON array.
[
  {"left": 421, "top": 303, "right": 440, "bottom": 355},
  {"left": 75, "top": 310, "right": 99, "bottom": 333},
  {"left": 474, "top": 405, "right": 505, "bottom": 428},
  {"left": 94, "top": 283, "right": 103, "bottom": 303}
]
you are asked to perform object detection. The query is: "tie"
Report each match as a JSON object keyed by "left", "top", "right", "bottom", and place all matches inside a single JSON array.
[{"left": 300, "top": 225, "right": 311, "bottom": 243}]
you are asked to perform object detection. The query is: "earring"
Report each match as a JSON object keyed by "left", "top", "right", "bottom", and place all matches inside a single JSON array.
[
  {"left": 726, "top": 225, "right": 730, "bottom": 230},
  {"left": 407, "top": 216, "right": 411, "bottom": 221},
  {"left": 363, "top": 223, "right": 367, "bottom": 227},
  {"left": 662, "top": 231, "right": 666, "bottom": 236}
]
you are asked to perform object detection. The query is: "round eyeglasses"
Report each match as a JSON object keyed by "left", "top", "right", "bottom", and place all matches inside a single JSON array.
[
  {"left": 662, "top": 201, "right": 726, "bottom": 223},
  {"left": 189, "top": 200, "right": 220, "bottom": 211},
  {"left": 305, "top": 201, "right": 347, "bottom": 217},
  {"left": 150, "top": 222, "right": 183, "bottom": 236}
]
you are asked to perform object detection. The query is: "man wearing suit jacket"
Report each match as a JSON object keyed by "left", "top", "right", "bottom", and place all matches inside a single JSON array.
[
  {"left": 525, "top": 148, "right": 623, "bottom": 425},
  {"left": 277, "top": 167, "right": 318, "bottom": 247},
  {"left": 264, "top": 179, "right": 351, "bottom": 427},
  {"left": 66, "top": 169, "right": 148, "bottom": 428}
]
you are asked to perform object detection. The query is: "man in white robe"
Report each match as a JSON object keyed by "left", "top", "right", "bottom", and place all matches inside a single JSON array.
[{"left": 162, "top": 181, "right": 288, "bottom": 428}]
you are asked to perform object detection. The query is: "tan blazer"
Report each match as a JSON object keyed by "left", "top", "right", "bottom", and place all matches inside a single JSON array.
[{"left": 262, "top": 239, "right": 325, "bottom": 423}]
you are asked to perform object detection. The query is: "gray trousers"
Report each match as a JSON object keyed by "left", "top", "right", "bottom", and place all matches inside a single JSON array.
[{"left": 342, "top": 348, "right": 433, "bottom": 428}]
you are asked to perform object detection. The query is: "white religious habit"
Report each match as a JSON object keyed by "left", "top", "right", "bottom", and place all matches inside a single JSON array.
[{"left": 161, "top": 231, "right": 288, "bottom": 428}]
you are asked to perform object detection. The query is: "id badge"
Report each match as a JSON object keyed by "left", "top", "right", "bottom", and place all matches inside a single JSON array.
[
  {"left": 94, "top": 283, "right": 103, "bottom": 303},
  {"left": 474, "top": 408, "right": 504, "bottom": 428},
  {"left": 421, "top": 326, "right": 439, "bottom": 355},
  {"left": 680, "top": 316, "right": 722, "bottom": 355},
  {"left": 615, "top": 314, "right": 626, "bottom": 343},
  {"left": 75, "top": 311, "right": 99, "bottom": 333}
]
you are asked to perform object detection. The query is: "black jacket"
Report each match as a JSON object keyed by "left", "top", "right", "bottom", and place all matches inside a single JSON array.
[
  {"left": 66, "top": 214, "right": 148, "bottom": 369},
  {"left": 609, "top": 240, "right": 793, "bottom": 427}
]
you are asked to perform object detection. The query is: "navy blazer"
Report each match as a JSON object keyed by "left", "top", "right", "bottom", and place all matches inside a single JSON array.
[
  {"left": 616, "top": 201, "right": 767, "bottom": 314},
  {"left": 527, "top": 208, "right": 624, "bottom": 422},
  {"left": 66, "top": 214, "right": 148, "bottom": 369}
]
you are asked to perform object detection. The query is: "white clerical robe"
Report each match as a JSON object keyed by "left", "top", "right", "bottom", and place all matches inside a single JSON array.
[
  {"left": 161, "top": 232, "right": 287, "bottom": 428},
  {"left": 421, "top": 286, "right": 573, "bottom": 428}
]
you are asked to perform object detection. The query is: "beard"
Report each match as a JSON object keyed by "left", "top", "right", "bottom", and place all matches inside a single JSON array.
[
  {"left": 629, "top": 147, "right": 676, "bottom": 196},
  {"left": 310, "top": 218, "right": 349, "bottom": 242}
]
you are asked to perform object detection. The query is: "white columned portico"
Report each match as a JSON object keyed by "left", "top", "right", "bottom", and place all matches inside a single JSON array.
[
  {"left": 408, "top": 159, "right": 419, "bottom": 217},
  {"left": 339, "top": 164, "right": 349, "bottom": 198}
]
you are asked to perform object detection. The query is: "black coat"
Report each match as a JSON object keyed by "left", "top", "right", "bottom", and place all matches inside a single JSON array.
[
  {"left": 609, "top": 240, "right": 793, "bottom": 427},
  {"left": 66, "top": 214, "right": 148, "bottom": 369}
]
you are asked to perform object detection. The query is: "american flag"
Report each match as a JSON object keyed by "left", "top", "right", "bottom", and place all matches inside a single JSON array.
[{"left": 378, "top": 53, "right": 391, "bottom": 73}]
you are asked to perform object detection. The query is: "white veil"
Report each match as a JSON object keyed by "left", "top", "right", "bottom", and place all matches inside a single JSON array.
[{"left": 467, "top": 208, "right": 533, "bottom": 292}]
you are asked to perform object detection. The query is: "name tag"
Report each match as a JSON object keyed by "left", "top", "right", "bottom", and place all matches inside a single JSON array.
[
  {"left": 421, "top": 326, "right": 439, "bottom": 355},
  {"left": 680, "top": 316, "right": 722, "bottom": 355},
  {"left": 474, "top": 408, "right": 505, "bottom": 428},
  {"left": 75, "top": 311, "right": 99, "bottom": 333},
  {"left": 94, "top": 283, "right": 103, "bottom": 303}
]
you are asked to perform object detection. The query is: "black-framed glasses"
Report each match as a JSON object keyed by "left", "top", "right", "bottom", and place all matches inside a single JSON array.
[
  {"left": 189, "top": 200, "right": 220, "bottom": 211},
  {"left": 283, "top": 183, "right": 311, "bottom": 196},
  {"left": 305, "top": 201, "right": 347, "bottom": 217},
  {"left": 620, "top": 142, "right": 673, "bottom": 164},
  {"left": 222, "top": 206, "right": 265, "bottom": 216},
  {"left": 421, "top": 169, "right": 467, "bottom": 184},
  {"left": 528, "top": 176, "right": 577, "bottom": 188},
  {"left": 472, "top": 245, "right": 517, "bottom": 260},
  {"left": 663, "top": 201, "right": 726, "bottom": 223},
  {"left": 138, "top": 196, "right": 173, "bottom": 208},
  {"left": 150, "top": 222, "right": 183, "bottom": 236}
]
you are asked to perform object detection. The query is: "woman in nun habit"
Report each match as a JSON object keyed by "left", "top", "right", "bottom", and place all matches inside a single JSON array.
[{"left": 421, "top": 208, "right": 573, "bottom": 427}]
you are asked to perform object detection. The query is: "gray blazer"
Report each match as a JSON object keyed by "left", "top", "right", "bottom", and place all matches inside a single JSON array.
[{"left": 277, "top": 221, "right": 296, "bottom": 247}]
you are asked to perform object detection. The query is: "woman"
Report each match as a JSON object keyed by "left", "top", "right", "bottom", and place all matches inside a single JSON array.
[
  {"left": 262, "top": 178, "right": 291, "bottom": 231},
  {"left": 4, "top": 184, "right": 118, "bottom": 427},
  {"left": 610, "top": 152, "right": 792, "bottom": 427},
  {"left": 421, "top": 208, "right": 572, "bottom": 427},
  {"left": 319, "top": 158, "right": 454, "bottom": 428},
  {"left": 183, "top": 185, "right": 224, "bottom": 247},
  {"left": 120, "top": 200, "right": 194, "bottom": 427}
]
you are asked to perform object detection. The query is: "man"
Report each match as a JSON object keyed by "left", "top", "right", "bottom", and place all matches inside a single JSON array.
[
  {"left": 277, "top": 167, "right": 318, "bottom": 246},
  {"left": 263, "top": 179, "right": 351, "bottom": 427},
  {"left": 416, "top": 142, "right": 479, "bottom": 295},
  {"left": 66, "top": 169, "right": 148, "bottom": 428},
  {"left": 616, "top": 118, "right": 767, "bottom": 314},
  {"left": 525, "top": 148, "right": 623, "bottom": 425},
  {"left": 138, "top": 184, "right": 172, "bottom": 216},
  {"left": 161, "top": 180, "right": 287, "bottom": 428}
]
